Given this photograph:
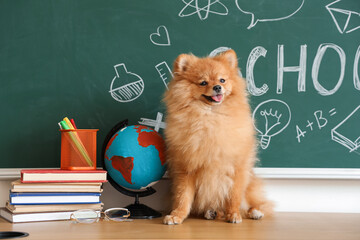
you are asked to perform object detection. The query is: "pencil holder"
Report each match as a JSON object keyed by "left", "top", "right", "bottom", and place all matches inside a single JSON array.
[{"left": 60, "top": 129, "right": 99, "bottom": 170}]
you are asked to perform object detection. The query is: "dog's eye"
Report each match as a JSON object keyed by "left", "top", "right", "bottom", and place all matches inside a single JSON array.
[
  {"left": 220, "top": 78, "right": 226, "bottom": 83},
  {"left": 200, "top": 81, "right": 208, "bottom": 86}
]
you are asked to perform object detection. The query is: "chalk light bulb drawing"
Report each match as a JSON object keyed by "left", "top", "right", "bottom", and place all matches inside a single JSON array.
[{"left": 252, "top": 99, "right": 291, "bottom": 149}]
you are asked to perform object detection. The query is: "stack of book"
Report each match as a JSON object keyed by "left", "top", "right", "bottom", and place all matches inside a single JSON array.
[{"left": 0, "top": 169, "right": 107, "bottom": 223}]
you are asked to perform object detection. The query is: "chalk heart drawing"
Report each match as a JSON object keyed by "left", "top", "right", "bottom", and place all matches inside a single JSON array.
[
  {"left": 252, "top": 99, "right": 291, "bottom": 150},
  {"left": 235, "top": 0, "right": 304, "bottom": 29},
  {"left": 326, "top": 0, "right": 360, "bottom": 34},
  {"left": 179, "top": 0, "right": 228, "bottom": 20},
  {"left": 150, "top": 25, "right": 170, "bottom": 46},
  {"left": 109, "top": 64, "right": 144, "bottom": 103},
  {"left": 331, "top": 105, "right": 360, "bottom": 154}
]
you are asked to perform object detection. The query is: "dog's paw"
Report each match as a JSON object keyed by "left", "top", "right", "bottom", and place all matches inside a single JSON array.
[
  {"left": 248, "top": 208, "right": 264, "bottom": 220},
  {"left": 226, "top": 212, "right": 242, "bottom": 224},
  {"left": 204, "top": 210, "right": 216, "bottom": 220},
  {"left": 163, "top": 215, "right": 183, "bottom": 225}
]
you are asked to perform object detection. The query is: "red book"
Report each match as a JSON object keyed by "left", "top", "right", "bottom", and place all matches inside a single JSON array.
[{"left": 21, "top": 169, "right": 107, "bottom": 183}]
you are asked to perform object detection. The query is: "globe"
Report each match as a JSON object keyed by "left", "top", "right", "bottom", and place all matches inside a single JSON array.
[{"left": 104, "top": 124, "right": 166, "bottom": 191}]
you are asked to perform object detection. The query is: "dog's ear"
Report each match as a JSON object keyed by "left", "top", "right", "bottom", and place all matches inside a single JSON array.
[
  {"left": 173, "top": 54, "right": 197, "bottom": 74},
  {"left": 219, "top": 49, "right": 238, "bottom": 69}
]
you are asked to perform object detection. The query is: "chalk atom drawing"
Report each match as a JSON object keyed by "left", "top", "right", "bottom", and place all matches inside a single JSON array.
[
  {"left": 326, "top": 0, "right": 360, "bottom": 34},
  {"left": 139, "top": 112, "right": 166, "bottom": 132},
  {"left": 235, "top": 0, "right": 304, "bottom": 29},
  {"left": 179, "top": 0, "right": 228, "bottom": 20},
  {"left": 109, "top": 64, "right": 144, "bottom": 103},
  {"left": 331, "top": 105, "right": 360, "bottom": 154},
  {"left": 252, "top": 99, "right": 291, "bottom": 149},
  {"left": 150, "top": 25, "right": 171, "bottom": 46},
  {"left": 155, "top": 61, "right": 173, "bottom": 90}
]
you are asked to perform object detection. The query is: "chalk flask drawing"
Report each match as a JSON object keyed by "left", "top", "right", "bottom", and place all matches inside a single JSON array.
[
  {"left": 110, "top": 64, "right": 144, "bottom": 103},
  {"left": 252, "top": 99, "right": 291, "bottom": 149}
]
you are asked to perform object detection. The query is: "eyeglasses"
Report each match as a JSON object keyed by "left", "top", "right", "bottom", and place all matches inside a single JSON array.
[{"left": 70, "top": 208, "right": 132, "bottom": 223}]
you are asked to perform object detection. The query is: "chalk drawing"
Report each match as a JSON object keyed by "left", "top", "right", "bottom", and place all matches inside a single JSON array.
[
  {"left": 252, "top": 99, "right": 291, "bottom": 149},
  {"left": 150, "top": 25, "right": 171, "bottom": 46},
  {"left": 179, "top": 0, "right": 228, "bottom": 20},
  {"left": 209, "top": 46, "right": 243, "bottom": 78},
  {"left": 138, "top": 112, "right": 166, "bottom": 132},
  {"left": 331, "top": 105, "right": 360, "bottom": 154},
  {"left": 155, "top": 61, "right": 173, "bottom": 90},
  {"left": 246, "top": 46, "right": 269, "bottom": 96},
  {"left": 235, "top": 0, "right": 304, "bottom": 29},
  {"left": 277, "top": 45, "right": 307, "bottom": 94},
  {"left": 326, "top": 0, "right": 360, "bottom": 34},
  {"left": 311, "top": 43, "right": 346, "bottom": 96},
  {"left": 109, "top": 64, "right": 144, "bottom": 103}
]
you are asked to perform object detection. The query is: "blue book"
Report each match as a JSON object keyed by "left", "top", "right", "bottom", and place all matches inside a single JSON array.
[{"left": 9, "top": 192, "right": 101, "bottom": 205}]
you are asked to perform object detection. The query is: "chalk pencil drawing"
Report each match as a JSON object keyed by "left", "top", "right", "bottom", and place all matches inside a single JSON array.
[
  {"left": 139, "top": 112, "right": 166, "bottom": 132},
  {"left": 209, "top": 46, "right": 244, "bottom": 78},
  {"left": 150, "top": 25, "right": 170, "bottom": 46},
  {"left": 109, "top": 64, "right": 144, "bottom": 103},
  {"left": 331, "top": 105, "right": 360, "bottom": 154},
  {"left": 235, "top": 0, "right": 304, "bottom": 29},
  {"left": 252, "top": 99, "right": 291, "bottom": 149},
  {"left": 155, "top": 61, "right": 173, "bottom": 90},
  {"left": 326, "top": 0, "right": 360, "bottom": 34},
  {"left": 179, "top": 0, "right": 228, "bottom": 20}
]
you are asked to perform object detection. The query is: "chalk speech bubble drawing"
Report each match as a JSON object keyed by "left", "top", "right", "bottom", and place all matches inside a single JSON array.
[{"left": 235, "top": 0, "right": 305, "bottom": 29}]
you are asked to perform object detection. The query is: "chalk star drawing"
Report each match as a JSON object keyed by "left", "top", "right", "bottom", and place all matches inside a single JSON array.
[
  {"left": 326, "top": 0, "right": 360, "bottom": 34},
  {"left": 139, "top": 112, "right": 166, "bottom": 132},
  {"left": 179, "top": 0, "right": 228, "bottom": 20},
  {"left": 109, "top": 64, "right": 144, "bottom": 103},
  {"left": 150, "top": 25, "right": 171, "bottom": 46},
  {"left": 331, "top": 105, "right": 360, "bottom": 154}
]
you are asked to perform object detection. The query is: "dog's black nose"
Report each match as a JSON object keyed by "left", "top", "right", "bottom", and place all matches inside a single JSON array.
[{"left": 213, "top": 85, "right": 222, "bottom": 93}]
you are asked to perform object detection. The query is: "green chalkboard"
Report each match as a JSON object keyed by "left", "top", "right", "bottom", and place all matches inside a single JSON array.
[{"left": 0, "top": 0, "right": 359, "bottom": 169}]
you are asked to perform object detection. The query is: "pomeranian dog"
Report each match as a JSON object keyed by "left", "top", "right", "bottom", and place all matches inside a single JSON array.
[{"left": 163, "top": 50, "right": 273, "bottom": 225}]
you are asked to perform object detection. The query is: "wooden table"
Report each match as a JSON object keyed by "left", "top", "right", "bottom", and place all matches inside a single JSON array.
[{"left": 1, "top": 213, "right": 359, "bottom": 239}]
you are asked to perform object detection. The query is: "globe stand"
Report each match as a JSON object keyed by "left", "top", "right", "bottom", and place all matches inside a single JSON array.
[
  {"left": 125, "top": 194, "right": 162, "bottom": 219},
  {"left": 101, "top": 119, "right": 162, "bottom": 219}
]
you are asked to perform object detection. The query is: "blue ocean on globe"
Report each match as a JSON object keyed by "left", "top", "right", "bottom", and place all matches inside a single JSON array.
[{"left": 104, "top": 125, "right": 166, "bottom": 190}]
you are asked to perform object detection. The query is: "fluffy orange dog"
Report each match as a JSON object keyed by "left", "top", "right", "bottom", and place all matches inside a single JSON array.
[{"left": 163, "top": 50, "right": 273, "bottom": 225}]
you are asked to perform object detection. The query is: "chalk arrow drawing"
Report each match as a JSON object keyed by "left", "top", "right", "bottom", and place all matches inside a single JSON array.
[
  {"left": 331, "top": 105, "right": 360, "bottom": 154},
  {"left": 150, "top": 25, "right": 171, "bottom": 46},
  {"left": 179, "top": 0, "right": 228, "bottom": 20},
  {"left": 109, "top": 64, "right": 144, "bottom": 103},
  {"left": 326, "top": 0, "right": 360, "bottom": 34},
  {"left": 235, "top": 0, "right": 304, "bottom": 29}
]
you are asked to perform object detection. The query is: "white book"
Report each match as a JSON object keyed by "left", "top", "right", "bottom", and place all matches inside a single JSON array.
[
  {"left": 9, "top": 192, "right": 101, "bottom": 205},
  {"left": 1, "top": 208, "right": 100, "bottom": 223}
]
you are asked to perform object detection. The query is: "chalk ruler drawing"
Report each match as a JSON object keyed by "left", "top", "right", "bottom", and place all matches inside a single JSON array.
[
  {"left": 235, "top": 0, "right": 305, "bottom": 29},
  {"left": 179, "top": 0, "right": 228, "bottom": 20},
  {"left": 109, "top": 64, "right": 144, "bottom": 103},
  {"left": 139, "top": 112, "right": 166, "bottom": 132},
  {"left": 252, "top": 99, "right": 291, "bottom": 149},
  {"left": 209, "top": 46, "right": 244, "bottom": 78},
  {"left": 326, "top": 0, "right": 360, "bottom": 34},
  {"left": 331, "top": 105, "right": 360, "bottom": 154},
  {"left": 155, "top": 61, "right": 173, "bottom": 90},
  {"left": 150, "top": 25, "right": 170, "bottom": 46}
]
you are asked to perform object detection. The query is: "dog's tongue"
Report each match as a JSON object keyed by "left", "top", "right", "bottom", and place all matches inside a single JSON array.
[{"left": 211, "top": 94, "right": 223, "bottom": 102}]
